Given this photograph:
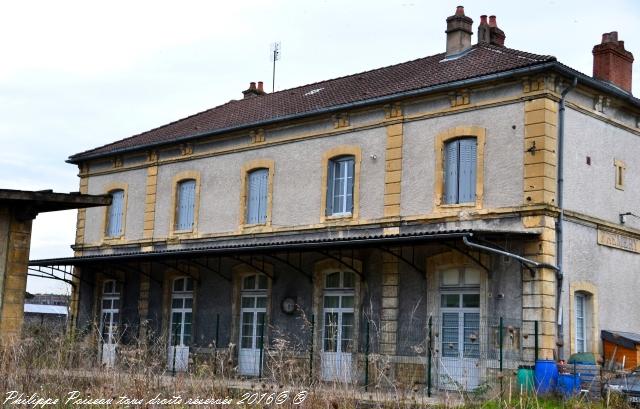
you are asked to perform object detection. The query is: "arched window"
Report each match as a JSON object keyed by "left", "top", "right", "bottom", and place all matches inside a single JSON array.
[
  {"left": 444, "top": 138, "right": 477, "bottom": 204},
  {"left": 246, "top": 169, "right": 269, "bottom": 224},
  {"left": 175, "top": 179, "right": 196, "bottom": 231},
  {"left": 106, "top": 189, "right": 125, "bottom": 237},
  {"left": 326, "top": 156, "right": 355, "bottom": 216}
]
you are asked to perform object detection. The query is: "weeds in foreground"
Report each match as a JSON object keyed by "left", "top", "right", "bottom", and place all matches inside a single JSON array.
[{"left": 0, "top": 323, "right": 634, "bottom": 408}]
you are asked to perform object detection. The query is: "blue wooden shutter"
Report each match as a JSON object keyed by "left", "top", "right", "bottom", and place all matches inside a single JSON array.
[
  {"left": 345, "top": 157, "right": 354, "bottom": 213},
  {"left": 247, "top": 169, "right": 268, "bottom": 224},
  {"left": 326, "top": 161, "right": 335, "bottom": 216},
  {"left": 107, "top": 190, "right": 124, "bottom": 236},
  {"left": 444, "top": 141, "right": 459, "bottom": 204},
  {"left": 257, "top": 169, "right": 268, "bottom": 223},
  {"left": 176, "top": 180, "right": 196, "bottom": 230},
  {"left": 247, "top": 171, "right": 259, "bottom": 224},
  {"left": 458, "top": 138, "right": 477, "bottom": 203}
]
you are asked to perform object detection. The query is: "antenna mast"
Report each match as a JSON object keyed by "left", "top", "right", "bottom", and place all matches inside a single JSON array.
[{"left": 270, "top": 42, "right": 281, "bottom": 93}]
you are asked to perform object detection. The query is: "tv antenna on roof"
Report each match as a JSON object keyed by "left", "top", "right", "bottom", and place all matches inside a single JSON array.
[{"left": 270, "top": 41, "right": 281, "bottom": 93}]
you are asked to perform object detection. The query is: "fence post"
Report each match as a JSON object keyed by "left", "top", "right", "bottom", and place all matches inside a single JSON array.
[
  {"left": 365, "top": 320, "right": 370, "bottom": 391},
  {"left": 534, "top": 320, "right": 539, "bottom": 362},
  {"left": 499, "top": 317, "right": 504, "bottom": 396},
  {"left": 259, "top": 313, "right": 265, "bottom": 379},
  {"left": 427, "top": 315, "right": 433, "bottom": 398},
  {"left": 215, "top": 313, "right": 220, "bottom": 347},
  {"left": 309, "top": 314, "right": 315, "bottom": 385},
  {"left": 172, "top": 322, "right": 179, "bottom": 377}
]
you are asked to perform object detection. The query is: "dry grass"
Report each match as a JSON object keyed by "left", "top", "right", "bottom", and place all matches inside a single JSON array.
[{"left": 0, "top": 324, "right": 633, "bottom": 408}]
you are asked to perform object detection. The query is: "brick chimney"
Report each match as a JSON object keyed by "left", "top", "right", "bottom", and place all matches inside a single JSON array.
[
  {"left": 593, "top": 32, "right": 634, "bottom": 93},
  {"left": 445, "top": 6, "right": 473, "bottom": 56},
  {"left": 478, "top": 15, "right": 490, "bottom": 44},
  {"left": 242, "top": 81, "right": 267, "bottom": 99},
  {"left": 488, "top": 15, "right": 505, "bottom": 47}
]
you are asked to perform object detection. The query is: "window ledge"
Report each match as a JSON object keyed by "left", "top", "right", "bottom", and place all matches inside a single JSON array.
[
  {"left": 240, "top": 224, "right": 273, "bottom": 234},
  {"left": 102, "top": 236, "right": 126, "bottom": 245},
  {"left": 436, "top": 203, "right": 478, "bottom": 210}
]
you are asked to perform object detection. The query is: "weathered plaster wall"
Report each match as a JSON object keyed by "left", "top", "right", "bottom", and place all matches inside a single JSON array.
[
  {"left": 153, "top": 127, "right": 387, "bottom": 237},
  {"left": 85, "top": 168, "right": 147, "bottom": 243},
  {"left": 563, "top": 108, "right": 640, "bottom": 229},
  {"left": 561, "top": 221, "right": 640, "bottom": 356},
  {"left": 402, "top": 102, "right": 525, "bottom": 216}
]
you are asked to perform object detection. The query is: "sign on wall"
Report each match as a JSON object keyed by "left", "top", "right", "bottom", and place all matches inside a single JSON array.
[{"left": 597, "top": 229, "right": 640, "bottom": 254}]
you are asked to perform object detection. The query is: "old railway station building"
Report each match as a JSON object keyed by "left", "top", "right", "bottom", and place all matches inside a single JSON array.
[{"left": 30, "top": 7, "right": 640, "bottom": 390}]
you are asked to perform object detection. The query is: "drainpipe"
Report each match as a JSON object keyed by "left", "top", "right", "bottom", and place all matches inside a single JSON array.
[
  {"left": 462, "top": 235, "right": 559, "bottom": 271},
  {"left": 556, "top": 77, "right": 578, "bottom": 360}
]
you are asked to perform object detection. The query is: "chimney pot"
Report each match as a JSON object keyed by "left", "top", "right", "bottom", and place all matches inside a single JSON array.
[
  {"left": 445, "top": 6, "right": 473, "bottom": 56},
  {"left": 478, "top": 15, "right": 490, "bottom": 44},
  {"left": 487, "top": 15, "right": 505, "bottom": 47},
  {"left": 593, "top": 31, "right": 634, "bottom": 93},
  {"left": 243, "top": 81, "right": 267, "bottom": 98}
]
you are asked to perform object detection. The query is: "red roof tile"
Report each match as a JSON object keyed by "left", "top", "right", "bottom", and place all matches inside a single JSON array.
[{"left": 70, "top": 44, "right": 555, "bottom": 161}]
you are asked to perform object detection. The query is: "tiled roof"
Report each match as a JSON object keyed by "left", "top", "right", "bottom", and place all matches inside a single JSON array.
[{"left": 69, "top": 44, "right": 555, "bottom": 162}]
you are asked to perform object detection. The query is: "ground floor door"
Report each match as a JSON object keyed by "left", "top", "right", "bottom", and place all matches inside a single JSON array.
[
  {"left": 167, "top": 277, "right": 193, "bottom": 372},
  {"left": 100, "top": 280, "right": 120, "bottom": 368},
  {"left": 439, "top": 292, "right": 481, "bottom": 390},
  {"left": 321, "top": 291, "right": 354, "bottom": 382},
  {"left": 238, "top": 295, "right": 266, "bottom": 376}
]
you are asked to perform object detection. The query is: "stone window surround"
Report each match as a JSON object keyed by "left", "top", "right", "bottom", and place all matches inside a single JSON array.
[
  {"left": 320, "top": 146, "right": 362, "bottom": 223},
  {"left": 230, "top": 264, "right": 273, "bottom": 361},
  {"left": 434, "top": 126, "right": 486, "bottom": 212},
  {"left": 568, "top": 281, "right": 599, "bottom": 356},
  {"left": 238, "top": 159, "right": 275, "bottom": 232},
  {"left": 101, "top": 182, "right": 128, "bottom": 243},
  {"left": 169, "top": 170, "right": 201, "bottom": 238},
  {"left": 312, "top": 258, "right": 362, "bottom": 378}
]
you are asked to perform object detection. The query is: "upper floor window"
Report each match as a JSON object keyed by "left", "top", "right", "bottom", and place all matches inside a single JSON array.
[
  {"left": 106, "top": 189, "right": 125, "bottom": 237},
  {"left": 246, "top": 168, "right": 268, "bottom": 225},
  {"left": 175, "top": 179, "right": 196, "bottom": 231},
  {"left": 444, "top": 138, "right": 477, "bottom": 204},
  {"left": 326, "top": 156, "right": 355, "bottom": 216}
]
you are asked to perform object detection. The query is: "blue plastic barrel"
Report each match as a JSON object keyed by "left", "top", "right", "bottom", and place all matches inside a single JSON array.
[
  {"left": 534, "top": 360, "right": 558, "bottom": 394},
  {"left": 557, "top": 374, "right": 581, "bottom": 397}
]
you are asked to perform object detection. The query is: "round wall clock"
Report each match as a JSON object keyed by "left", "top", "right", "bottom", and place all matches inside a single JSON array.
[{"left": 281, "top": 297, "right": 296, "bottom": 314}]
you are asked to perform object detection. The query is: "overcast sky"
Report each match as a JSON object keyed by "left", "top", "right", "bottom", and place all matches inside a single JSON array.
[{"left": 1, "top": 0, "right": 638, "bottom": 294}]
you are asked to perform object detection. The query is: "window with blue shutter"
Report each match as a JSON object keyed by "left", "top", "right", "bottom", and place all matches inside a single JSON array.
[
  {"left": 175, "top": 179, "right": 196, "bottom": 231},
  {"left": 443, "top": 138, "right": 477, "bottom": 204},
  {"left": 106, "top": 189, "right": 125, "bottom": 237},
  {"left": 326, "top": 156, "right": 355, "bottom": 216},
  {"left": 246, "top": 169, "right": 268, "bottom": 224}
]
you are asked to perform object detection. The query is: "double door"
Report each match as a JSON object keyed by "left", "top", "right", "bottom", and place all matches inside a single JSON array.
[
  {"left": 321, "top": 292, "right": 354, "bottom": 382},
  {"left": 439, "top": 292, "right": 481, "bottom": 390}
]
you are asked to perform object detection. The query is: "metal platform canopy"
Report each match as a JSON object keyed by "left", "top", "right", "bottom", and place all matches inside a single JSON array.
[{"left": 0, "top": 188, "right": 111, "bottom": 343}]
